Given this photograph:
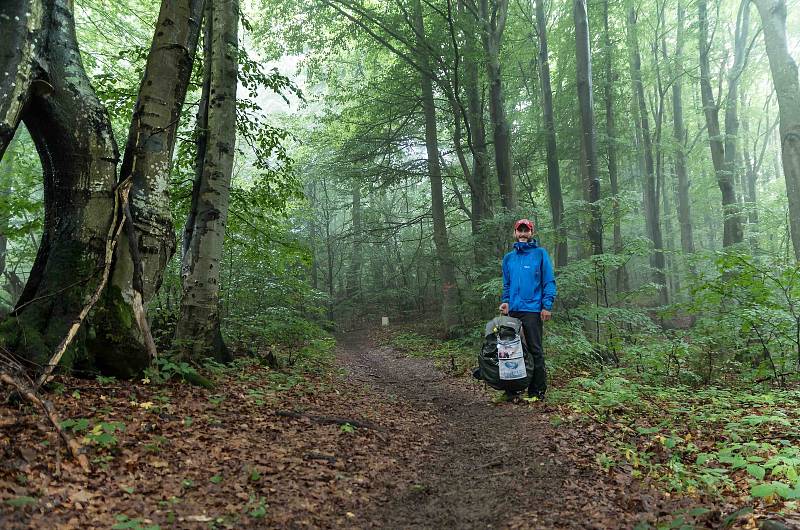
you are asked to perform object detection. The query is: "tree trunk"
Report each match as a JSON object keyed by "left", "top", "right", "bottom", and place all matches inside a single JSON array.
[
  {"left": 752, "top": 0, "right": 800, "bottom": 261},
  {"left": 627, "top": 3, "right": 666, "bottom": 302},
  {"left": 183, "top": 0, "right": 212, "bottom": 273},
  {"left": 413, "top": 0, "right": 460, "bottom": 334},
  {"left": 723, "top": 0, "right": 750, "bottom": 233},
  {"left": 479, "top": 0, "right": 515, "bottom": 210},
  {"left": 671, "top": 1, "right": 696, "bottom": 257},
  {"left": 601, "top": 0, "right": 627, "bottom": 290},
  {"left": 698, "top": 0, "right": 743, "bottom": 247},
  {"left": 574, "top": 0, "right": 603, "bottom": 255},
  {"left": 0, "top": 0, "right": 134, "bottom": 373},
  {"left": 175, "top": 0, "right": 239, "bottom": 360},
  {"left": 1, "top": 0, "right": 206, "bottom": 376},
  {"left": 536, "top": 0, "right": 567, "bottom": 267},
  {"left": 345, "top": 181, "right": 362, "bottom": 304},
  {"left": 461, "top": 4, "right": 492, "bottom": 242},
  {"left": 116, "top": 0, "right": 204, "bottom": 301}
]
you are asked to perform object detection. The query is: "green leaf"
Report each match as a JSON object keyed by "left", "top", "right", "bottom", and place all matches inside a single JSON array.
[
  {"left": 5, "top": 496, "right": 37, "bottom": 507},
  {"left": 746, "top": 464, "right": 766, "bottom": 480},
  {"left": 721, "top": 507, "right": 753, "bottom": 527},
  {"left": 696, "top": 453, "right": 714, "bottom": 466},
  {"left": 750, "top": 483, "right": 777, "bottom": 498}
]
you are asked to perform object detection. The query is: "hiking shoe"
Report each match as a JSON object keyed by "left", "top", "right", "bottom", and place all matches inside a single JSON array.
[
  {"left": 493, "top": 391, "right": 520, "bottom": 404},
  {"left": 526, "top": 391, "right": 545, "bottom": 402},
  {"left": 505, "top": 391, "right": 524, "bottom": 404}
]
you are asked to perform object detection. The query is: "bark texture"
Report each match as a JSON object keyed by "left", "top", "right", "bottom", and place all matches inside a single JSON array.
[
  {"left": 627, "top": 3, "right": 666, "bottom": 301},
  {"left": 671, "top": 2, "right": 695, "bottom": 257},
  {"left": 479, "top": 0, "right": 515, "bottom": 210},
  {"left": 752, "top": 0, "right": 800, "bottom": 260},
  {"left": 536, "top": 0, "right": 567, "bottom": 267},
  {"left": 175, "top": 0, "right": 239, "bottom": 360},
  {"left": 0, "top": 0, "right": 206, "bottom": 376},
  {"left": 0, "top": 0, "right": 136, "bottom": 373},
  {"left": 413, "top": 0, "right": 460, "bottom": 334},
  {"left": 698, "top": 0, "right": 744, "bottom": 246},
  {"left": 574, "top": 0, "right": 603, "bottom": 255},
  {"left": 116, "top": 0, "right": 205, "bottom": 302}
]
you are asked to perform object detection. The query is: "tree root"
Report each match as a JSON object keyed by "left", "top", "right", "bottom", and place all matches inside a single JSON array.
[{"left": 0, "top": 371, "right": 90, "bottom": 473}]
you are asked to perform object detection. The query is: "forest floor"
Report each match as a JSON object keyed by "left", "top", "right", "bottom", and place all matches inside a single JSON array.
[{"left": 0, "top": 330, "right": 790, "bottom": 529}]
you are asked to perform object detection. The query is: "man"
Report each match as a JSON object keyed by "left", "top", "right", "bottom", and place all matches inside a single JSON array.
[{"left": 499, "top": 218, "right": 557, "bottom": 400}]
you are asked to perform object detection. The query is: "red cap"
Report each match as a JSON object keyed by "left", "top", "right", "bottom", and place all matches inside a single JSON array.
[{"left": 514, "top": 218, "right": 533, "bottom": 231}]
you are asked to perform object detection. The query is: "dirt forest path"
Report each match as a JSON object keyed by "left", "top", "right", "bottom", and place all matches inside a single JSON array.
[{"left": 337, "top": 332, "right": 664, "bottom": 529}]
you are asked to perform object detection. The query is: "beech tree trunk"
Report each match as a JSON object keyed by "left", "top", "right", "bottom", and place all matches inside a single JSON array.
[
  {"left": 0, "top": 0, "right": 205, "bottom": 376},
  {"left": 752, "top": 0, "right": 800, "bottom": 261},
  {"left": 345, "top": 182, "right": 362, "bottom": 303},
  {"left": 479, "top": 0, "right": 515, "bottom": 210},
  {"left": 723, "top": 0, "right": 751, "bottom": 236},
  {"left": 175, "top": 0, "right": 239, "bottom": 360},
  {"left": 115, "top": 0, "right": 204, "bottom": 300},
  {"left": 601, "top": 0, "right": 627, "bottom": 290},
  {"left": 461, "top": 4, "right": 492, "bottom": 241},
  {"left": 574, "top": 0, "right": 603, "bottom": 255},
  {"left": 0, "top": 0, "right": 128, "bottom": 373},
  {"left": 183, "top": 0, "right": 212, "bottom": 274},
  {"left": 671, "top": 1, "right": 695, "bottom": 257},
  {"left": 413, "top": 0, "right": 460, "bottom": 334},
  {"left": 698, "top": 0, "right": 744, "bottom": 247},
  {"left": 535, "top": 0, "right": 567, "bottom": 267},
  {"left": 627, "top": 4, "right": 666, "bottom": 302}
]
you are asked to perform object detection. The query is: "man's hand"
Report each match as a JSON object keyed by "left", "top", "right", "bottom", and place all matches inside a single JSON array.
[
  {"left": 541, "top": 309, "right": 552, "bottom": 321},
  {"left": 499, "top": 302, "right": 509, "bottom": 315}
]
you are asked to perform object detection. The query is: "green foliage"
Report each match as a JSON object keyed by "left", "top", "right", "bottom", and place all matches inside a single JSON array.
[
  {"left": 554, "top": 373, "right": 800, "bottom": 502},
  {"left": 61, "top": 418, "right": 126, "bottom": 450},
  {"left": 142, "top": 354, "right": 206, "bottom": 387},
  {"left": 685, "top": 251, "right": 800, "bottom": 384},
  {"left": 5, "top": 496, "right": 38, "bottom": 507},
  {"left": 111, "top": 514, "right": 160, "bottom": 530}
]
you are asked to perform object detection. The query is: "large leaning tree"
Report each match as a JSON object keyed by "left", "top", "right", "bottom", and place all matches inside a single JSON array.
[{"left": 0, "top": 0, "right": 203, "bottom": 377}]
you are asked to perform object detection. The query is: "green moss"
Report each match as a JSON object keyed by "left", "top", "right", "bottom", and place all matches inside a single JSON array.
[{"left": 85, "top": 286, "right": 151, "bottom": 379}]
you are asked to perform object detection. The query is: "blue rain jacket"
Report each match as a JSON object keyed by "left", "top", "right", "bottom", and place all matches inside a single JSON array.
[{"left": 501, "top": 241, "right": 557, "bottom": 312}]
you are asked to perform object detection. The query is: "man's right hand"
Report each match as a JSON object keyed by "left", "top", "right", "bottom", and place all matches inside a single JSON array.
[{"left": 499, "top": 302, "right": 509, "bottom": 315}]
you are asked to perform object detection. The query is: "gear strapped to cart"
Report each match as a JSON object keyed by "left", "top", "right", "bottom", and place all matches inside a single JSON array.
[{"left": 474, "top": 315, "right": 534, "bottom": 393}]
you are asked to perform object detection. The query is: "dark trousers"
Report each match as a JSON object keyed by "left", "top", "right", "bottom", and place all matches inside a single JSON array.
[{"left": 509, "top": 311, "right": 546, "bottom": 396}]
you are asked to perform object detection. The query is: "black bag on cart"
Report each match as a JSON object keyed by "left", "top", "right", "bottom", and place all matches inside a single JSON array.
[{"left": 474, "top": 316, "right": 534, "bottom": 392}]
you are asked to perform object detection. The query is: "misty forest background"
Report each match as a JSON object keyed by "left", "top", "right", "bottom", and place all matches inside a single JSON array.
[{"left": 2, "top": 0, "right": 800, "bottom": 515}]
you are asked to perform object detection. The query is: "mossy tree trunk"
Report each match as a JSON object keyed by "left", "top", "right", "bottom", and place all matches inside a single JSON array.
[
  {"left": 0, "top": 0, "right": 123, "bottom": 373},
  {"left": 175, "top": 0, "right": 239, "bottom": 361},
  {"left": 0, "top": 0, "right": 204, "bottom": 377}
]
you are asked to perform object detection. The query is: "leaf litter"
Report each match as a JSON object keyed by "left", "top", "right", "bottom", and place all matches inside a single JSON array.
[{"left": 1, "top": 333, "right": 794, "bottom": 529}]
